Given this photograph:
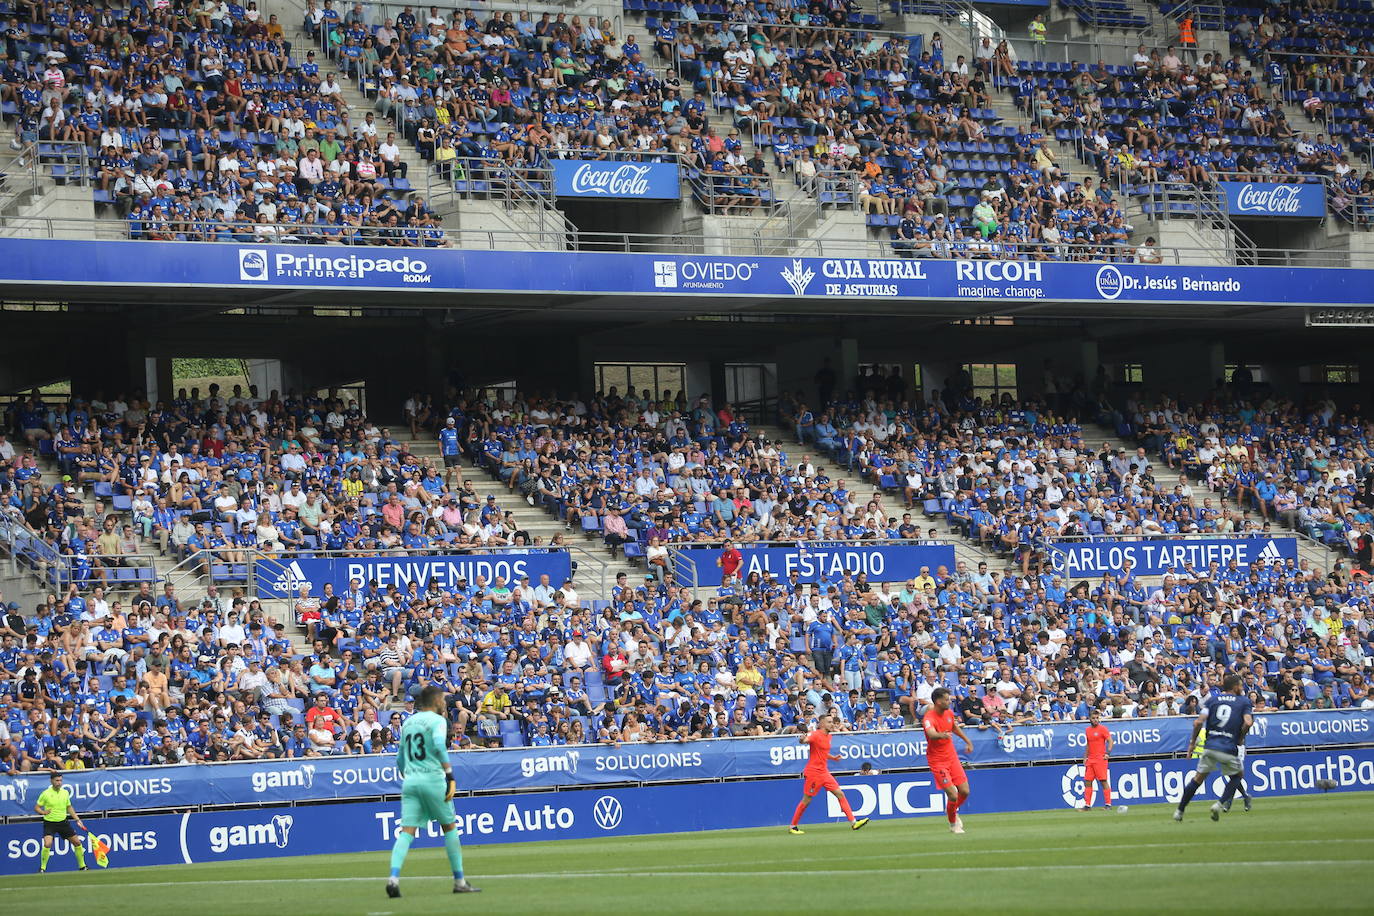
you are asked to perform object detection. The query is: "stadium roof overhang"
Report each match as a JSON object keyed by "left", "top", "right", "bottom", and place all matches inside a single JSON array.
[{"left": 0, "top": 285, "right": 1323, "bottom": 334}]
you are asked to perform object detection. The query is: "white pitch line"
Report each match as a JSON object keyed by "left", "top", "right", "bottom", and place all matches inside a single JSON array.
[
  {"left": 13, "top": 860, "right": 1373, "bottom": 892},
  {"left": 584, "top": 836, "right": 1374, "bottom": 873}
]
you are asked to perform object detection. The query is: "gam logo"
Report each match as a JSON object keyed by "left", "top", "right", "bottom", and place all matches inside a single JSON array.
[
  {"left": 0, "top": 778, "right": 29, "bottom": 805},
  {"left": 238, "top": 248, "right": 269, "bottom": 282},
  {"left": 208, "top": 814, "right": 293, "bottom": 853},
  {"left": 251, "top": 764, "right": 315, "bottom": 792},
  {"left": 519, "top": 750, "right": 579, "bottom": 779}
]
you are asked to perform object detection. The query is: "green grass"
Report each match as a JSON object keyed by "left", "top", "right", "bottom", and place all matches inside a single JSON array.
[{"left": 5, "top": 795, "right": 1373, "bottom": 914}]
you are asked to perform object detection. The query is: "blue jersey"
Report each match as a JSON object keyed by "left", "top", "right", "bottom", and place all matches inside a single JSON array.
[
  {"left": 1201, "top": 693, "right": 1253, "bottom": 754},
  {"left": 438, "top": 428, "right": 460, "bottom": 456}
]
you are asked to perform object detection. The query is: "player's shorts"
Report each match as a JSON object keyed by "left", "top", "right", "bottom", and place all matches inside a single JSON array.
[
  {"left": 400, "top": 775, "right": 456, "bottom": 828},
  {"left": 443, "top": 454, "right": 461, "bottom": 467},
  {"left": 1195, "top": 748, "right": 1243, "bottom": 778},
  {"left": 1084, "top": 759, "right": 1110, "bottom": 782},
  {"left": 42, "top": 819, "right": 76, "bottom": 840},
  {"left": 929, "top": 758, "right": 967, "bottom": 790},
  {"left": 802, "top": 769, "right": 840, "bottom": 797}
]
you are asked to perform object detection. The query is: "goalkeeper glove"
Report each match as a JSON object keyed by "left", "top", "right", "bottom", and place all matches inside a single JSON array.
[{"left": 445, "top": 775, "right": 457, "bottom": 801}]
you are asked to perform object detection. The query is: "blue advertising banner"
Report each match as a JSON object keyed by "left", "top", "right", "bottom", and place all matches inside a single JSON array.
[
  {"left": 671, "top": 542, "right": 958, "bottom": 587},
  {"left": 0, "top": 710, "right": 1366, "bottom": 819},
  {"left": 252, "top": 550, "right": 573, "bottom": 599},
  {"left": 5, "top": 747, "right": 1371, "bottom": 873},
  {"left": 551, "top": 160, "right": 681, "bottom": 199},
  {"left": 1046, "top": 536, "right": 1297, "bottom": 578},
  {"left": 2, "top": 239, "right": 1374, "bottom": 307},
  {"left": 1220, "top": 181, "right": 1326, "bottom": 218}
]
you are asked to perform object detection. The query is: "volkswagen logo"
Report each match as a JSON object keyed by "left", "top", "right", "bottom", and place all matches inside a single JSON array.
[{"left": 592, "top": 795, "right": 623, "bottom": 830}]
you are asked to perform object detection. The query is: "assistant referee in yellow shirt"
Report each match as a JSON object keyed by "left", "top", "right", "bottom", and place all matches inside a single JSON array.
[{"left": 35, "top": 771, "right": 88, "bottom": 872}]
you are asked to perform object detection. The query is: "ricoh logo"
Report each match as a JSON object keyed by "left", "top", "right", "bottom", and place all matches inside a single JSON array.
[
  {"left": 954, "top": 261, "right": 1043, "bottom": 283},
  {"left": 570, "top": 163, "right": 655, "bottom": 196},
  {"left": 520, "top": 750, "right": 580, "bottom": 779},
  {"left": 1232, "top": 183, "right": 1304, "bottom": 214},
  {"left": 251, "top": 764, "right": 315, "bottom": 792},
  {"left": 272, "top": 253, "right": 431, "bottom": 284},
  {"left": 238, "top": 248, "right": 269, "bottom": 281},
  {"left": 268, "top": 560, "right": 313, "bottom": 596},
  {"left": 208, "top": 814, "right": 293, "bottom": 854},
  {"left": 999, "top": 727, "right": 1055, "bottom": 754},
  {"left": 825, "top": 780, "right": 944, "bottom": 818}
]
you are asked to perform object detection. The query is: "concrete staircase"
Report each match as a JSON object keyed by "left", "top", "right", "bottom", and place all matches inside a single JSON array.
[
  {"left": 757, "top": 421, "right": 1013, "bottom": 576},
  {"left": 1088, "top": 423, "right": 1344, "bottom": 575},
  {"left": 395, "top": 432, "right": 618, "bottom": 600}
]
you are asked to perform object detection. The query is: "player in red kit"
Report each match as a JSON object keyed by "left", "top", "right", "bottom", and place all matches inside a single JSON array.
[
  {"left": 788, "top": 714, "right": 870, "bottom": 834},
  {"left": 923, "top": 687, "right": 974, "bottom": 834},
  {"left": 1082, "top": 709, "right": 1126, "bottom": 813}
]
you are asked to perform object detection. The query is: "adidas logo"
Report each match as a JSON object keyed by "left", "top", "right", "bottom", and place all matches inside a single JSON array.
[
  {"left": 268, "top": 560, "right": 313, "bottom": 596},
  {"left": 1254, "top": 540, "right": 1284, "bottom": 562}
]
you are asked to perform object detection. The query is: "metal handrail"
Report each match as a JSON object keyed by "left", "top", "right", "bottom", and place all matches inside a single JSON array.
[{"left": 686, "top": 170, "right": 783, "bottom": 216}]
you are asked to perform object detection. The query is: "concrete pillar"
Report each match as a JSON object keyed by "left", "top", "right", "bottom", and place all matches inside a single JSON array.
[
  {"left": 1079, "top": 339, "right": 1100, "bottom": 381},
  {"left": 837, "top": 338, "right": 859, "bottom": 401},
  {"left": 148, "top": 357, "right": 173, "bottom": 406},
  {"left": 246, "top": 359, "right": 283, "bottom": 400},
  {"left": 1136, "top": 339, "right": 1222, "bottom": 400}
]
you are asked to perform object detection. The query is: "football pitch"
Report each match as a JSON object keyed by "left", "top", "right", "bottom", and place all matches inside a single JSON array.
[{"left": 4, "top": 794, "right": 1372, "bottom": 914}]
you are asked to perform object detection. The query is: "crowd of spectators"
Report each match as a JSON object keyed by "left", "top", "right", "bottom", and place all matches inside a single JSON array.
[
  {"left": 1, "top": 377, "right": 1373, "bottom": 772},
  {"left": 0, "top": 0, "right": 455, "bottom": 243}
]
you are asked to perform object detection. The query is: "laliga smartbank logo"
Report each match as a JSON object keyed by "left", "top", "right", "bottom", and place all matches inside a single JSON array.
[{"left": 236, "top": 248, "right": 432, "bottom": 284}]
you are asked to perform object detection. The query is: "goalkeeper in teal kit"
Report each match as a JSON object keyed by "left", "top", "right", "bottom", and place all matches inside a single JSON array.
[{"left": 386, "top": 686, "right": 481, "bottom": 898}]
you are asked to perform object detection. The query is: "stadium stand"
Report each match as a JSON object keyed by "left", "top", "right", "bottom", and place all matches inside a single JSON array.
[
  {"left": 0, "top": 0, "right": 1371, "bottom": 776},
  {"left": 1, "top": 376, "right": 1371, "bottom": 768}
]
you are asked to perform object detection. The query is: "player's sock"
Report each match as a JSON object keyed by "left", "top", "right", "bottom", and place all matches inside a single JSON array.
[
  {"left": 1101, "top": 784, "right": 1113, "bottom": 806},
  {"left": 443, "top": 828, "right": 465, "bottom": 879},
  {"left": 791, "top": 801, "right": 808, "bottom": 828},
  {"left": 73, "top": 843, "right": 86, "bottom": 869},
  {"left": 1083, "top": 783, "right": 1095, "bottom": 809},
  {"left": 946, "top": 797, "right": 959, "bottom": 825},
  {"left": 836, "top": 794, "right": 856, "bottom": 823},
  {"left": 388, "top": 830, "right": 415, "bottom": 879},
  {"left": 1177, "top": 779, "right": 1201, "bottom": 812},
  {"left": 39, "top": 847, "right": 50, "bottom": 871},
  {"left": 1218, "top": 775, "right": 1243, "bottom": 807}
]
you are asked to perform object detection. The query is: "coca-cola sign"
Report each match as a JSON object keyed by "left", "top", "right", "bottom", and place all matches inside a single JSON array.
[
  {"left": 552, "top": 160, "right": 681, "bottom": 200},
  {"left": 1220, "top": 181, "right": 1325, "bottom": 218}
]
